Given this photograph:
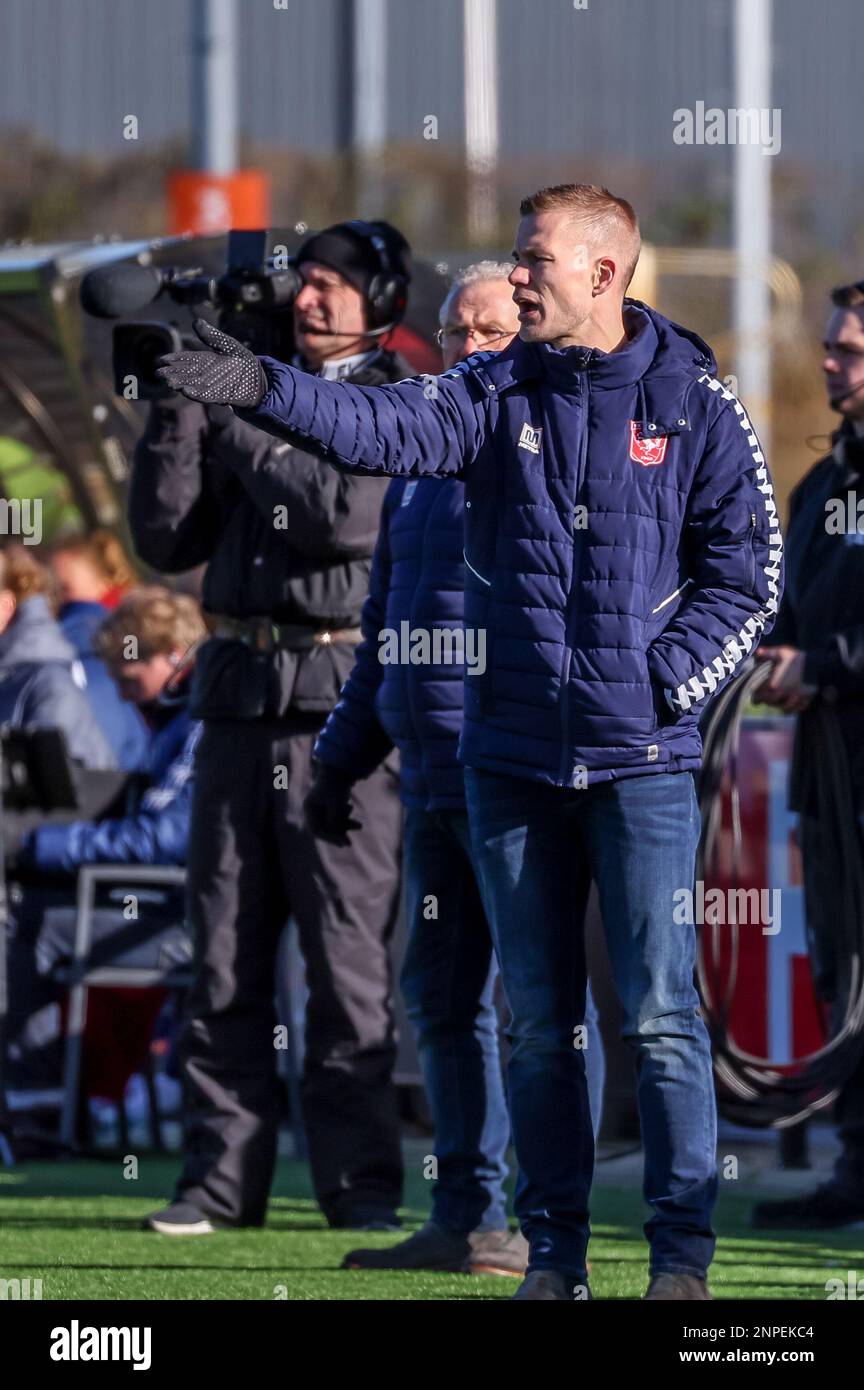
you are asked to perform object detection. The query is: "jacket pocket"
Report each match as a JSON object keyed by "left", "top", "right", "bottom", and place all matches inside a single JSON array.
[
  {"left": 650, "top": 677, "right": 679, "bottom": 730},
  {"left": 291, "top": 642, "right": 354, "bottom": 713},
  {"left": 744, "top": 510, "right": 757, "bottom": 595},
  {"left": 649, "top": 576, "right": 694, "bottom": 617}
]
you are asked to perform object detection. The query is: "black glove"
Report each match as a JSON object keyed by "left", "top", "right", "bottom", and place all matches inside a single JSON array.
[
  {"left": 157, "top": 318, "right": 269, "bottom": 406},
  {"left": 303, "top": 762, "right": 362, "bottom": 847}
]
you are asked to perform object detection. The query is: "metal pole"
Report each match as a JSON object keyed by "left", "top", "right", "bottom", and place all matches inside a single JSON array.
[
  {"left": 190, "top": 0, "right": 238, "bottom": 175},
  {"left": 464, "top": 0, "right": 499, "bottom": 245},
  {"left": 733, "top": 0, "right": 773, "bottom": 452},
  {"left": 353, "top": 0, "right": 387, "bottom": 217}
]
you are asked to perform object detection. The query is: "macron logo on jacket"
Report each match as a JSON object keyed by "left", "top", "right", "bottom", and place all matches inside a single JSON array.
[{"left": 518, "top": 422, "right": 542, "bottom": 455}]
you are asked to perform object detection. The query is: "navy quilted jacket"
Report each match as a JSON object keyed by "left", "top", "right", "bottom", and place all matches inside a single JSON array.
[
  {"left": 314, "top": 476, "right": 468, "bottom": 810},
  {"left": 24, "top": 704, "right": 201, "bottom": 871},
  {"left": 242, "top": 301, "right": 783, "bottom": 787}
]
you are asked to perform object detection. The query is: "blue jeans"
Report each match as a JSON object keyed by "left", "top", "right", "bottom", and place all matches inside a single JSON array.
[
  {"left": 465, "top": 768, "right": 717, "bottom": 1280},
  {"left": 401, "top": 807, "right": 605, "bottom": 1234}
]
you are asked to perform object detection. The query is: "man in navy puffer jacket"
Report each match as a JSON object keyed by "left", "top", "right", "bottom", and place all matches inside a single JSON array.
[
  {"left": 308, "top": 263, "right": 605, "bottom": 1278},
  {"left": 160, "top": 183, "right": 783, "bottom": 1300}
]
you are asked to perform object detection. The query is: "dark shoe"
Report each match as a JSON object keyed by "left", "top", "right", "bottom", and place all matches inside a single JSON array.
[
  {"left": 512, "top": 1270, "right": 591, "bottom": 1300},
  {"left": 144, "top": 1201, "right": 220, "bottom": 1235},
  {"left": 331, "top": 1205, "right": 401, "bottom": 1232},
  {"left": 466, "top": 1228, "right": 529, "bottom": 1277},
  {"left": 644, "top": 1273, "right": 712, "bottom": 1300},
  {"left": 751, "top": 1184, "right": 864, "bottom": 1231},
  {"left": 342, "top": 1221, "right": 469, "bottom": 1270}
]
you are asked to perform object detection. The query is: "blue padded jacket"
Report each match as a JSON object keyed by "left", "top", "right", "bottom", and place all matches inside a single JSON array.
[
  {"left": 25, "top": 704, "right": 201, "bottom": 872},
  {"left": 242, "top": 301, "right": 783, "bottom": 787},
  {"left": 314, "top": 476, "right": 468, "bottom": 810}
]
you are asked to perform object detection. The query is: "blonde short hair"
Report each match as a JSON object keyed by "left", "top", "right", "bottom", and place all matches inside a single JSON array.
[
  {"left": 519, "top": 182, "right": 641, "bottom": 290},
  {"left": 50, "top": 528, "right": 138, "bottom": 591},
  {"left": 96, "top": 586, "right": 206, "bottom": 663},
  {"left": 0, "top": 544, "right": 54, "bottom": 604}
]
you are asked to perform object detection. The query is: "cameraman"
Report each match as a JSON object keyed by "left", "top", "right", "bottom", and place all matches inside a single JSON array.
[{"left": 130, "top": 221, "right": 412, "bottom": 1235}]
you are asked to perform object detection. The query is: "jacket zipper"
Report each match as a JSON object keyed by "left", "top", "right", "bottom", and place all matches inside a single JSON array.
[
  {"left": 557, "top": 364, "right": 591, "bottom": 784},
  {"left": 463, "top": 551, "right": 492, "bottom": 587}
]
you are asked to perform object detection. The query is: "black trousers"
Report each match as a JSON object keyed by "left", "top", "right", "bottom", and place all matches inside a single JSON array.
[{"left": 175, "top": 718, "right": 404, "bottom": 1226}]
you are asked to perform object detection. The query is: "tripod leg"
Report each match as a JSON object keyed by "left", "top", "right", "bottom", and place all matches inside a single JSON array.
[
  {"left": 779, "top": 1119, "right": 811, "bottom": 1169},
  {"left": 60, "top": 980, "right": 88, "bottom": 1147}
]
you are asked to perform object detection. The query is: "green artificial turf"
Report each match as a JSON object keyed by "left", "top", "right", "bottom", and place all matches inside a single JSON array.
[{"left": 1, "top": 1152, "right": 862, "bottom": 1300}]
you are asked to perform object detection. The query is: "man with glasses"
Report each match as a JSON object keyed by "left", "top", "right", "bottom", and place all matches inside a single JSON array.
[{"left": 435, "top": 269, "right": 518, "bottom": 357}]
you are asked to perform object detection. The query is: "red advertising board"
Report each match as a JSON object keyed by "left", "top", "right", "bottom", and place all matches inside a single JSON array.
[{"left": 703, "top": 715, "right": 825, "bottom": 1063}]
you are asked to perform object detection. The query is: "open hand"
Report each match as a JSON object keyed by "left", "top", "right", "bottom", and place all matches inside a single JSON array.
[{"left": 157, "top": 318, "right": 268, "bottom": 406}]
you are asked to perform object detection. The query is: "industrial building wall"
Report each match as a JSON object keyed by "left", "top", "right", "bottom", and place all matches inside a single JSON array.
[{"left": 0, "top": 0, "right": 858, "bottom": 164}]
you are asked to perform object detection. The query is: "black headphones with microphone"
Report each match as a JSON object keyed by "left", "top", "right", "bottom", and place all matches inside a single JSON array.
[
  {"left": 286, "top": 219, "right": 408, "bottom": 335},
  {"left": 342, "top": 219, "right": 409, "bottom": 331}
]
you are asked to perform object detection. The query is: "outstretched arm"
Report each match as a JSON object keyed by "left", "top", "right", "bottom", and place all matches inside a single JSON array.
[{"left": 158, "top": 320, "right": 488, "bottom": 480}]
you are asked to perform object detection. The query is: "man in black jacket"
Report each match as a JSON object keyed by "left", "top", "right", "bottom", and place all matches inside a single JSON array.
[
  {"left": 753, "top": 280, "right": 864, "bottom": 1229},
  {"left": 130, "top": 221, "right": 411, "bottom": 1234}
]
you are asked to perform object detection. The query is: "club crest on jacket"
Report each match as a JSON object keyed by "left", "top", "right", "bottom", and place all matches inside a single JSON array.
[{"left": 629, "top": 420, "right": 668, "bottom": 466}]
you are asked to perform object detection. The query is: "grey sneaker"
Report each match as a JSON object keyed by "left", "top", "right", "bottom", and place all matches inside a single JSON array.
[
  {"left": 144, "top": 1201, "right": 220, "bottom": 1235},
  {"left": 644, "top": 1273, "right": 712, "bottom": 1300},
  {"left": 512, "top": 1270, "right": 591, "bottom": 1300},
  {"left": 341, "top": 1220, "right": 471, "bottom": 1271},
  {"left": 466, "top": 1228, "right": 529, "bottom": 1277}
]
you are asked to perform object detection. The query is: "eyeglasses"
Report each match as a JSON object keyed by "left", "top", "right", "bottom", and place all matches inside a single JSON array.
[{"left": 435, "top": 325, "right": 513, "bottom": 350}]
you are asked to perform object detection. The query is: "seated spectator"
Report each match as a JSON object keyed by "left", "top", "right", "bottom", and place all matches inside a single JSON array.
[
  {"left": 0, "top": 545, "right": 114, "bottom": 770},
  {"left": 48, "top": 532, "right": 148, "bottom": 770},
  {"left": 51, "top": 529, "right": 137, "bottom": 609},
  {"left": 6, "top": 586, "right": 204, "bottom": 1096}
]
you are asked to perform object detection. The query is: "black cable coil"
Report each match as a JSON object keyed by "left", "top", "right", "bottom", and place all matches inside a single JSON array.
[{"left": 696, "top": 660, "right": 864, "bottom": 1128}]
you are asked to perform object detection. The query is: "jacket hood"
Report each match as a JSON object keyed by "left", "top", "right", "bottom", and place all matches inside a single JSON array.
[
  {"left": 0, "top": 595, "right": 79, "bottom": 668},
  {"left": 464, "top": 301, "right": 718, "bottom": 435}
]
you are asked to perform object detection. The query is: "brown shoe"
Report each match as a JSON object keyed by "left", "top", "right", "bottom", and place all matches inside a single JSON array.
[
  {"left": 466, "top": 1228, "right": 529, "bottom": 1277},
  {"left": 644, "top": 1273, "right": 712, "bottom": 1300}
]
